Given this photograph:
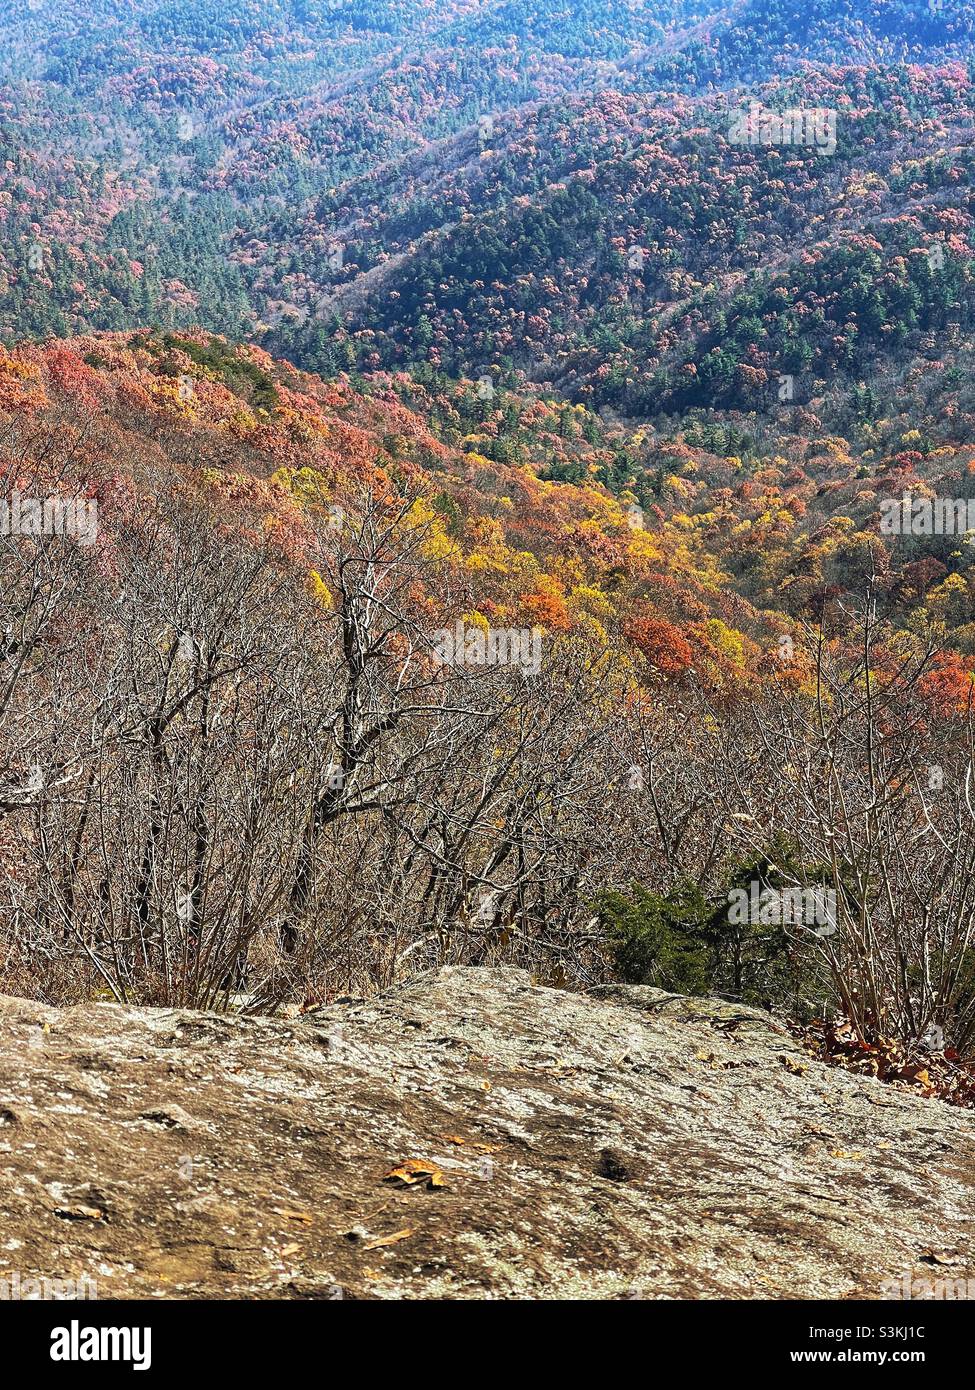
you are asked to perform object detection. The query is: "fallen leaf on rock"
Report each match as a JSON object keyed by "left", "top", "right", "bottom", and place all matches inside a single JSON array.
[
  {"left": 694, "top": 1048, "right": 745, "bottom": 1071},
  {"left": 780, "top": 1056, "right": 808, "bottom": 1075},
  {"left": 384, "top": 1159, "right": 446, "bottom": 1189},
  {"left": 364, "top": 1227, "right": 415, "bottom": 1250},
  {"left": 53, "top": 1205, "right": 103, "bottom": 1221},
  {"left": 439, "top": 1134, "right": 500, "bottom": 1154},
  {"left": 278, "top": 1208, "right": 314, "bottom": 1224}
]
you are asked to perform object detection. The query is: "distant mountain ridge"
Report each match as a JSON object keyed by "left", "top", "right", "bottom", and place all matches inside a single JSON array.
[
  {"left": 1, "top": 1, "right": 974, "bottom": 401},
  {"left": 5, "top": 3, "right": 975, "bottom": 669}
]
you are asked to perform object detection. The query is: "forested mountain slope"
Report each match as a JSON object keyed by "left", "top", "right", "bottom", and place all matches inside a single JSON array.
[
  {"left": 2, "top": 1, "right": 974, "bottom": 417},
  {"left": 5, "top": 4, "right": 975, "bottom": 1066}
]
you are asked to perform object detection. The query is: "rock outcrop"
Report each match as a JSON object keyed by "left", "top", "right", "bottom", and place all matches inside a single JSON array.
[{"left": 1, "top": 967, "right": 972, "bottom": 1299}]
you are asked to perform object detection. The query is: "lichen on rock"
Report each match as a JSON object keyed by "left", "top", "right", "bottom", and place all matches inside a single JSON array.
[{"left": 0, "top": 967, "right": 971, "bottom": 1299}]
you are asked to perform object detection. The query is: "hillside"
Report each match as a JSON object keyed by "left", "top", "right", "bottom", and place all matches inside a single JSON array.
[
  {"left": 309, "top": 67, "right": 975, "bottom": 420},
  {"left": 6, "top": 0, "right": 975, "bottom": 1324},
  {"left": 3, "top": 966, "right": 971, "bottom": 1299},
  {"left": 11, "top": 327, "right": 975, "bottom": 663},
  {"left": 4, "top": 327, "right": 975, "bottom": 1061},
  {"left": 3, "top": 3, "right": 974, "bottom": 411},
  {"left": 0, "top": 327, "right": 776, "bottom": 669}
]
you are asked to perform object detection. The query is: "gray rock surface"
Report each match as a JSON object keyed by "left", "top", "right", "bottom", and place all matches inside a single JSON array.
[{"left": 1, "top": 967, "right": 972, "bottom": 1299}]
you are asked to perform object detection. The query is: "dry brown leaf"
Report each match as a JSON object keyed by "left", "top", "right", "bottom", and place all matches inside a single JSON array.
[
  {"left": 440, "top": 1134, "right": 499, "bottom": 1154},
  {"left": 364, "top": 1227, "right": 415, "bottom": 1250},
  {"left": 278, "top": 1208, "right": 314, "bottom": 1224},
  {"left": 53, "top": 1205, "right": 103, "bottom": 1222},
  {"left": 384, "top": 1158, "right": 446, "bottom": 1189},
  {"left": 780, "top": 1056, "right": 808, "bottom": 1075}
]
